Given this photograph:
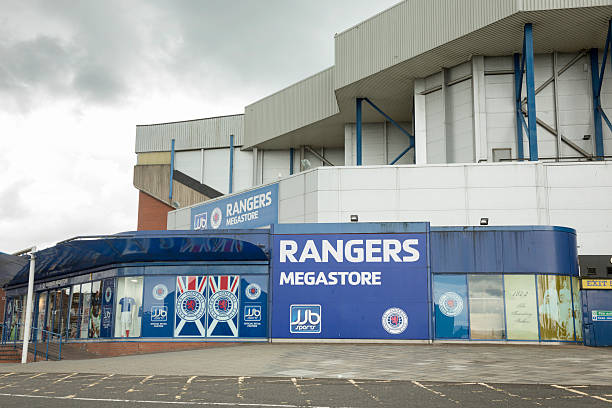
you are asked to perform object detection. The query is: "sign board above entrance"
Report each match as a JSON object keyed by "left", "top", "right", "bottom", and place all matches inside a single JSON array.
[
  {"left": 582, "top": 279, "right": 612, "bottom": 289},
  {"left": 191, "top": 184, "right": 278, "bottom": 231}
]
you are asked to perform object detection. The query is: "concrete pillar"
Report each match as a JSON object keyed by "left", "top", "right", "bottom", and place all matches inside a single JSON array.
[
  {"left": 414, "top": 79, "right": 428, "bottom": 165},
  {"left": 472, "top": 56, "right": 488, "bottom": 163}
]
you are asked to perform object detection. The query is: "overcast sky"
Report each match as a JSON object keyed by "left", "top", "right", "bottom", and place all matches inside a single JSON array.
[{"left": 0, "top": 0, "right": 400, "bottom": 253}]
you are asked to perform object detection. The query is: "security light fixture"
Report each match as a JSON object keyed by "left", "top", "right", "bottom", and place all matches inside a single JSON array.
[
  {"left": 350, "top": 214, "right": 359, "bottom": 222},
  {"left": 480, "top": 217, "right": 489, "bottom": 226}
]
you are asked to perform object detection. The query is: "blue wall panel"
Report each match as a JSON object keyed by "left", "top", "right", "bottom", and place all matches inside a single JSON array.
[{"left": 430, "top": 228, "right": 577, "bottom": 275}]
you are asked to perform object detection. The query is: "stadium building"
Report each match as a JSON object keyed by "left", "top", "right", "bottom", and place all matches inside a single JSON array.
[{"left": 3, "top": 1, "right": 612, "bottom": 354}]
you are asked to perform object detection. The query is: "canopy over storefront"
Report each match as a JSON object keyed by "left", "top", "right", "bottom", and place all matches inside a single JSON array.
[
  {"left": 7, "top": 230, "right": 269, "bottom": 287},
  {"left": 0, "top": 252, "right": 29, "bottom": 286}
]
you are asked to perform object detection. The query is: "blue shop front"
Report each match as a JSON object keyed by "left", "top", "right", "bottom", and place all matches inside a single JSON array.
[
  {"left": 3, "top": 223, "right": 585, "bottom": 345},
  {"left": 3, "top": 230, "right": 270, "bottom": 343}
]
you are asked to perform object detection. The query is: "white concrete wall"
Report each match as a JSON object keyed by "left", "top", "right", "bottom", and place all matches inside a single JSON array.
[
  {"left": 418, "top": 52, "right": 612, "bottom": 163},
  {"left": 275, "top": 162, "right": 612, "bottom": 255},
  {"left": 175, "top": 150, "right": 201, "bottom": 181},
  {"left": 344, "top": 122, "right": 413, "bottom": 166},
  {"left": 174, "top": 147, "right": 254, "bottom": 195}
]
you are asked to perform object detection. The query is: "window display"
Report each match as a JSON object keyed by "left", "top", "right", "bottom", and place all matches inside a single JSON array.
[
  {"left": 468, "top": 275, "right": 505, "bottom": 340},
  {"left": 571, "top": 277, "right": 583, "bottom": 341},
  {"left": 114, "top": 277, "right": 143, "bottom": 338},
  {"left": 538, "top": 275, "right": 574, "bottom": 341},
  {"left": 80, "top": 283, "right": 91, "bottom": 339},
  {"left": 68, "top": 285, "right": 81, "bottom": 339},
  {"left": 89, "top": 281, "right": 102, "bottom": 338},
  {"left": 504, "top": 275, "right": 539, "bottom": 340},
  {"left": 36, "top": 292, "right": 47, "bottom": 341},
  {"left": 433, "top": 275, "right": 469, "bottom": 339},
  {"left": 58, "top": 287, "right": 71, "bottom": 337}
]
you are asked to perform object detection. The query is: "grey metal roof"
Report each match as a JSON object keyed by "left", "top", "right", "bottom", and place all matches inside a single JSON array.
[
  {"left": 136, "top": 114, "right": 244, "bottom": 153},
  {"left": 243, "top": 67, "right": 340, "bottom": 149}
]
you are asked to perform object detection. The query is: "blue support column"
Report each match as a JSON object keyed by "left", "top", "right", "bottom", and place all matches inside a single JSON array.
[
  {"left": 523, "top": 23, "right": 539, "bottom": 161},
  {"left": 169, "top": 138, "right": 175, "bottom": 201},
  {"left": 228, "top": 134, "right": 234, "bottom": 194},
  {"left": 591, "top": 48, "right": 605, "bottom": 158},
  {"left": 356, "top": 98, "right": 363, "bottom": 165},
  {"left": 514, "top": 53, "right": 525, "bottom": 160},
  {"left": 289, "top": 148, "right": 294, "bottom": 175}
]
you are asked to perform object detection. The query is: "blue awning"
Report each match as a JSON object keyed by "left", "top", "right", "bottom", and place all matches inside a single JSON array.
[
  {"left": 7, "top": 231, "right": 269, "bottom": 287},
  {"left": 0, "top": 253, "right": 29, "bottom": 286}
]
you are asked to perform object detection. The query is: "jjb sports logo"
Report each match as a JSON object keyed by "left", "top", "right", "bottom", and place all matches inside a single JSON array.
[
  {"left": 194, "top": 212, "right": 208, "bottom": 230},
  {"left": 381, "top": 307, "right": 408, "bottom": 335},
  {"left": 290, "top": 304, "right": 321, "bottom": 334},
  {"left": 438, "top": 292, "right": 464, "bottom": 317},
  {"left": 244, "top": 305, "right": 261, "bottom": 322},
  {"left": 210, "top": 207, "right": 222, "bottom": 229}
]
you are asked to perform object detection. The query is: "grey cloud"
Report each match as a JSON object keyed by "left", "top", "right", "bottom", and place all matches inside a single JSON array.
[
  {"left": 72, "top": 63, "right": 125, "bottom": 104},
  {"left": 0, "top": 0, "right": 398, "bottom": 112}
]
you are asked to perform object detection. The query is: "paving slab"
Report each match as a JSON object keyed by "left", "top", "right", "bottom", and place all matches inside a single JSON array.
[{"left": 0, "top": 343, "right": 610, "bottom": 385}]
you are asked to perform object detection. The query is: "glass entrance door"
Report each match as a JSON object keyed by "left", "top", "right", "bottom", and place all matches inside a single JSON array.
[{"left": 46, "top": 288, "right": 71, "bottom": 338}]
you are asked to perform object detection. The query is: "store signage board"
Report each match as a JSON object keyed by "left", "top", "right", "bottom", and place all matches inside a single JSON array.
[
  {"left": 592, "top": 310, "right": 612, "bottom": 321},
  {"left": 582, "top": 279, "right": 612, "bottom": 289},
  {"left": 191, "top": 183, "right": 278, "bottom": 231},
  {"left": 271, "top": 233, "right": 429, "bottom": 340}
]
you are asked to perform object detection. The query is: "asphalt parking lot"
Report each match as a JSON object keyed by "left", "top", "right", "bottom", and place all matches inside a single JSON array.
[
  {"left": 0, "top": 343, "right": 611, "bottom": 407},
  {"left": 0, "top": 372, "right": 610, "bottom": 407}
]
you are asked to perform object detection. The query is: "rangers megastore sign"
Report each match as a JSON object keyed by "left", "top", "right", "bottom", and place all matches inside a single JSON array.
[
  {"left": 271, "top": 233, "right": 430, "bottom": 340},
  {"left": 191, "top": 183, "right": 278, "bottom": 231}
]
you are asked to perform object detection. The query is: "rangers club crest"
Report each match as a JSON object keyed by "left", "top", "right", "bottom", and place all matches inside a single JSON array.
[
  {"left": 210, "top": 207, "right": 223, "bottom": 229},
  {"left": 245, "top": 283, "right": 261, "bottom": 300},
  {"left": 438, "top": 292, "right": 464, "bottom": 317},
  {"left": 382, "top": 307, "right": 408, "bottom": 335},
  {"left": 207, "top": 275, "right": 240, "bottom": 337},
  {"left": 152, "top": 284, "right": 168, "bottom": 300},
  {"left": 104, "top": 286, "right": 113, "bottom": 303},
  {"left": 175, "top": 276, "right": 207, "bottom": 337}
]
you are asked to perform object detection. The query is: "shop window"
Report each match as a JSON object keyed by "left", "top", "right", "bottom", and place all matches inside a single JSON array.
[
  {"left": 89, "top": 281, "right": 102, "bottom": 338},
  {"left": 18, "top": 296, "right": 26, "bottom": 340},
  {"left": 468, "top": 275, "right": 505, "bottom": 340},
  {"left": 68, "top": 285, "right": 81, "bottom": 339},
  {"left": 571, "top": 277, "right": 583, "bottom": 341},
  {"left": 114, "top": 277, "right": 143, "bottom": 338},
  {"left": 36, "top": 292, "right": 47, "bottom": 341},
  {"left": 80, "top": 283, "right": 92, "bottom": 339},
  {"left": 537, "top": 275, "right": 574, "bottom": 341},
  {"left": 433, "top": 275, "right": 469, "bottom": 339},
  {"left": 504, "top": 275, "right": 539, "bottom": 340}
]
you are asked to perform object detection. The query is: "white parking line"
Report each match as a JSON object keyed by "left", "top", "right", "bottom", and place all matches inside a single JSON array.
[
  {"left": 0, "top": 392, "right": 358, "bottom": 407},
  {"left": 551, "top": 385, "right": 612, "bottom": 403}
]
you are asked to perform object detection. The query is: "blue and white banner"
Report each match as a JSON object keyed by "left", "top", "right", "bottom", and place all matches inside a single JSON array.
[
  {"left": 142, "top": 276, "right": 175, "bottom": 338},
  {"left": 175, "top": 276, "right": 208, "bottom": 337},
  {"left": 100, "top": 278, "right": 114, "bottom": 338},
  {"left": 191, "top": 184, "right": 278, "bottom": 231},
  {"left": 240, "top": 275, "right": 268, "bottom": 338},
  {"left": 271, "top": 233, "right": 429, "bottom": 339},
  {"left": 207, "top": 275, "right": 240, "bottom": 337}
]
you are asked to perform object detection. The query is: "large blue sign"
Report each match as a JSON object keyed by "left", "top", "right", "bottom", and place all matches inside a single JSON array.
[
  {"left": 271, "top": 233, "right": 429, "bottom": 339},
  {"left": 191, "top": 184, "right": 278, "bottom": 231}
]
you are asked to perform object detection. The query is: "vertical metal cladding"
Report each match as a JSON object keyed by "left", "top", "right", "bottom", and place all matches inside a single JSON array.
[
  {"left": 243, "top": 67, "right": 339, "bottom": 149},
  {"left": 519, "top": 0, "right": 612, "bottom": 11},
  {"left": 135, "top": 114, "right": 244, "bottom": 153},
  {"left": 333, "top": 0, "right": 518, "bottom": 90}
]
